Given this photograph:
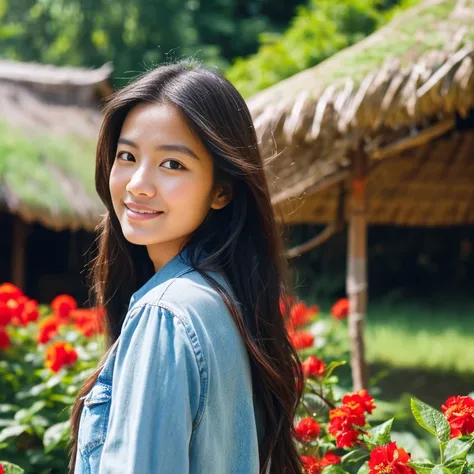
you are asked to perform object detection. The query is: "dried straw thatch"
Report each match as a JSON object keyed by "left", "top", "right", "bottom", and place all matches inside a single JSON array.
[
  {"left": 248, "top": 0, "right": 474, "bottom": 226},
  {"left": 0, "top": 60, "right": 113, "bottom": 231}
]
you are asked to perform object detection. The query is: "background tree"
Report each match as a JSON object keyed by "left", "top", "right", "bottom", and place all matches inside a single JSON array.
[{"left": 226, "top": 0, "right": 419, "bottom": 98}]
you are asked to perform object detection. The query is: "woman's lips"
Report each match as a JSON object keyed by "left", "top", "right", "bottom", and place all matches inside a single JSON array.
[{"left": 124, "top": 204, "right": 164, "bottom": 221}]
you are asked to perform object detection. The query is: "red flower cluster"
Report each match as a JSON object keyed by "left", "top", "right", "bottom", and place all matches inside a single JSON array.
[
  {"left": 71, "top": 308, "right": 105, "bottom": 338},
  {"left": 289, "top": 332, "right": 314, "bottom": 350},
  {"left": 442, "top": 395, "right": 474, "bottom": 438},
  {"left": 0, "top": 283, "right": 40, "bottom": 349},
  {"left": 280, "top": 296, "right": 318, "bottom": 350},
  {"left": 368, "top": 442, "right": 416, "bottom": 474},
  {"left": 295, "top": 417, "right": 321, "bottom": 443},
  {"left": 46, "top": 341, "right": 78, "bottom": 373},
  {"left": 0, "top": 463, "right": 4, "bottom": 474},
  {"left": 328, "top": 389, "right": 375, "bottom": 448},
  {"left": 302, "top": 355, "right": 326, "bottom": 378},
  {"left": 331, "top": 298, "right": 349, "bottom": 320},
  {"left": 289, "top": 302, "right": 319, "bottom": 328},
  {"left": 37, "top": 295, "right": 104, "bottom": 344},
  {"left": 301, "top": 452, "right": 341, "bottom": 474},
  {"left": 51, "top": 294, "right": 77, "bottom": 321}
]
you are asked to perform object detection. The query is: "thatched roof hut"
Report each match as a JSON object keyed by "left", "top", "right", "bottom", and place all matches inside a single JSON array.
[
  {"left": 0, "top": 60, "right": 112, "bottom": 292},
  {"left": 249, "top": 0, "right": 474, "bottom": 228},
  {"left": 0, "top": 60, "right": 112, "bottom": 232},
  {"left": 247, "top": 0, "right": 474, "bottom": 389}
]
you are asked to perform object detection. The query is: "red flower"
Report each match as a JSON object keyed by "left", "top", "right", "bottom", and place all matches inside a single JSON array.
[
  {"left": 38, "top": 316, "right": 60, "bottom": 344},
  {"left": 0, "top": 463, "right": 4, "bottom": 474},
  {"left": 290, "top": 302, "right": 319, "bottom": 327},
  {"left": 295, "top": 417, "right": 321, "bottom": 443},
  {"left": 0, "top": 329, "right": 11, "bottom": 350},
  {"left": 71, "top": 308, "right": 104, "bottom": 337},
  {"left": 0, "top": 301, "right": 13, "bottom": 327},
  {"left": 0, "top": 283, "right": 23, "bottom": 302},
  {"left": 302, "top": 355, "right": 326, "bottom": 378},
  {"left": 331, "top": 298, "right": 349, "bottom": 320},
  {"left": 51, "top": 294, "right": 77, "bottom": 321},
  {"left": 342, "top": 389, "right": 376, "bottom": 415},
  {"left": 15, "top": 299, "right": 39, "bottom": 327},
  {"left": 290, "top": 332, "right": 314, "bottom": 350},
  {"left": 321, "top": 452, "right": 342, "bottom": 467},
  {"left": 45, "top": 341, "right": 78, "bottom": 372},
  {"left": 329, "top": 405, "right": 366, "bottom": 448},
  {"left": 301, "top": 455, "right": 322, "bottom": 474},
  {"left": 368, "top": 442, "right": 416, "bottom": 474},
  {"left": 442, "top": 396, "right": 474, "bottom": 438}
]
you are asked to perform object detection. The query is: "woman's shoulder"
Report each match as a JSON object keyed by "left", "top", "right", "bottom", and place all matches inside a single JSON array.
[{"left": 129, "top": 268, "right": 236, "bottom": 328}]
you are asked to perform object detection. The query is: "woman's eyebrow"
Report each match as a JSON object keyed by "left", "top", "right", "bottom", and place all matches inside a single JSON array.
[
  {"left": 117, "top": 137, "right": 199, "bottom": 160},
  {"left": 156, "top": 144, "right": 200, "bottom": 160}
]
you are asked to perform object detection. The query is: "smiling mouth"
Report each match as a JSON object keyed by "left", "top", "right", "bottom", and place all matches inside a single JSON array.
[{"left": 124, "top": 204, "right": 164, "bottom": 217}]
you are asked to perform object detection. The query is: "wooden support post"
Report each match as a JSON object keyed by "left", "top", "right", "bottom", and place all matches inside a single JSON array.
[
  {"left": 11, "top": 215, "right": 28, "bottom": 291},
  {"left": 347, "top": 149, "right": 369, "bottom": 391}
]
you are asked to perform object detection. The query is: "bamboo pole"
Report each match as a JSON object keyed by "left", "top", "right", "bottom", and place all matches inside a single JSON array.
[{"left": 347, "top": 148, "right": 369, "bottom": 390}]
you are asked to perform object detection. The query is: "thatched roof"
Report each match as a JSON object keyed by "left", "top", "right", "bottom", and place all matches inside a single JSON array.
[
  {"left": 0, "top": 60, "right": 112, "bottom": 231},
  {"left": 248, "top": 0, "right": 474, "bottom": 226}
]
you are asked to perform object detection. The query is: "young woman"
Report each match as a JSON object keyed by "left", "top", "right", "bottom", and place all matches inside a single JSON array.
[{"left": 68, "top": 60, "right": 304, "bottom": 474}]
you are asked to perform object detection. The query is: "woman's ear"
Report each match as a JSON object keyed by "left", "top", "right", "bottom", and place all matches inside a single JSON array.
[{"left": 211, "top": 182, "right": 233, "bottom": 210}]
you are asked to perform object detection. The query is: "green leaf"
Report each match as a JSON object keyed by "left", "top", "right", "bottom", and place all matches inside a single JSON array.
[
  {"left": 341, "top": 448, "right": 370, "bottom": 466},
  {"left": 43, "top": 421, "right": 70, "bottom": 453},
  {"left": 407, "top": 461, "right": 435, "bottom": 474},
  {"left": 410, "top": 398, "right": 451, "bottom": 442},
  {"left": 356, "top": 464, "right": 369, "bottom": 474},
  {"left": 0, "top": 425, "right": 29, "bottom": 443},
  {"left": 0, "top": 461, "right": 25, "bottom": 474},
  {"left": 367, "top": 418, "right": 393, "bottom": 446},
  {"left": 444, "top": 460, "right": 467, "bottom": 474},
  {"left": 27, "top": 400, "right": 47, "bottom": 417},
  {"left": 303, "top": 393, "right": 331, "bottom": 416},
  {"left": 0, "top": 404, "right": 19, "bottom": 414},
  {"left": 444, "top": 438, "right": 474, "bottom": 463},
  {"left": 322, "top": 361, "right": 346, "bottom": 383},
  {"left": 322, "top": 465, "right": 348, "bottom": 474}
]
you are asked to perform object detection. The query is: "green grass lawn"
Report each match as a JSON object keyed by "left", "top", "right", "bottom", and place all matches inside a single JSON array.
[{"left": 365, "top": 300, "right": 474, "bottom": 374}]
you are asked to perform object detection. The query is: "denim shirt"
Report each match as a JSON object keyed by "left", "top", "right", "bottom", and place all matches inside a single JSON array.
[{"left": 74, "top": 249, "right": 269, "bottom": 473}]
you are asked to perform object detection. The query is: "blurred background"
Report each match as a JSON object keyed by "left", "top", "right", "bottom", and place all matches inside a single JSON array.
[{"left": 0, "top": 0, "right": 473, "bottom": 471}]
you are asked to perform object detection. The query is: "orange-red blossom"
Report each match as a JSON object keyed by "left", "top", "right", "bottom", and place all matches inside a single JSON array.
[{"left": 45, "top": 341, "right": 78, "bottom": 373}]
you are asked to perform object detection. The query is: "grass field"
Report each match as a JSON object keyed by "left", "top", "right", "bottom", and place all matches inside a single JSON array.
[{"left": 365, "top": 299, "right": 474, "bottom": 374}]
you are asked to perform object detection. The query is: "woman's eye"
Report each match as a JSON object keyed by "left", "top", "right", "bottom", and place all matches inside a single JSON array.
[
  {"left": 161, "top": 159, "right": 184, "bottom": 170},
  {"left": 117, "top": 151, "right": 135, "bottom": 162}
]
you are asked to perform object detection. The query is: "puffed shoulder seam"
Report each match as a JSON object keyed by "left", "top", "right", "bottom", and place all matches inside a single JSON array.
[{"left": 125, "top": 299, "right": 208, "bottom": 431}]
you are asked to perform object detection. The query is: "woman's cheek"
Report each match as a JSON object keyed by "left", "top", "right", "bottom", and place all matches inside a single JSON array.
[{"left": 163, "top": 176, "right": 203, "bottom": 204}]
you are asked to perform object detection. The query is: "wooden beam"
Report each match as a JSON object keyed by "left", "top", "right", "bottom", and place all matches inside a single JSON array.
[
  {"left": 285, "top": 181, "right": 346, "bottom": 258},
  {"left": 371, "top": 118, "right": 454, "bottom": 161},
  {"left": 271, "top": 169, "right": 349, "bottom": 205},
  {"left": 347, "top": 147, "right": 369, "bottom": 391}
]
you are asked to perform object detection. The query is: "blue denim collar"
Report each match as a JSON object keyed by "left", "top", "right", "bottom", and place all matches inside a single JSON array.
[{"left": 128, "top": 246, "right": 210, "bottom": 309}]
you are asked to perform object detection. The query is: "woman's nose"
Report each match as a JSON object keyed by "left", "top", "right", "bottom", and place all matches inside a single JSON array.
[{"left": 125, "top": 167, "right": 156, "bottom": 197}]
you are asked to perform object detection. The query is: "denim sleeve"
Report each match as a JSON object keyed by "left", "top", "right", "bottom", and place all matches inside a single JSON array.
[{"left": 98, "top": 304, "right": 204, "bottom": 473}]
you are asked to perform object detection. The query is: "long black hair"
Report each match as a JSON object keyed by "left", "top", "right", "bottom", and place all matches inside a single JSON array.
[{"left": 68, "top": 60, "right": 304, "bottom": 474}]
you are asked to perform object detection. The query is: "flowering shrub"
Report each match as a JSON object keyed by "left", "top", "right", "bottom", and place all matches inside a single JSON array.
[
  {"left": 1, "top": 284, "right": 474, "bottom": 473},
  {"left": 281, "top": 297, "right": 474, "bottom": 474},
  {"left": 0, "top": 283, "right": 105, "bottom": 473}
]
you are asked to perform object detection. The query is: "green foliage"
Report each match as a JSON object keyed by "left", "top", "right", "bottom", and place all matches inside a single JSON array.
[
  {"left": 226, "top": 0, "right": 404, "bottom": 97},
  {"left": 0, "top": 120, "right": 100, "bottom": 218},
  {"left": 0, "top": 303, "right": 103, "bottom": 473},
  {"left": 0, "top": 0, "right": 306, "bottom": 87},
  {"left": 410, "top": 398, "right": 451, "bottom": 443}
]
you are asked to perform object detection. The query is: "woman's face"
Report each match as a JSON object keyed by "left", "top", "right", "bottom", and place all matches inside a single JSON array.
[{"left": 109, "top": 102, "right": 230, "bottom": 271}]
